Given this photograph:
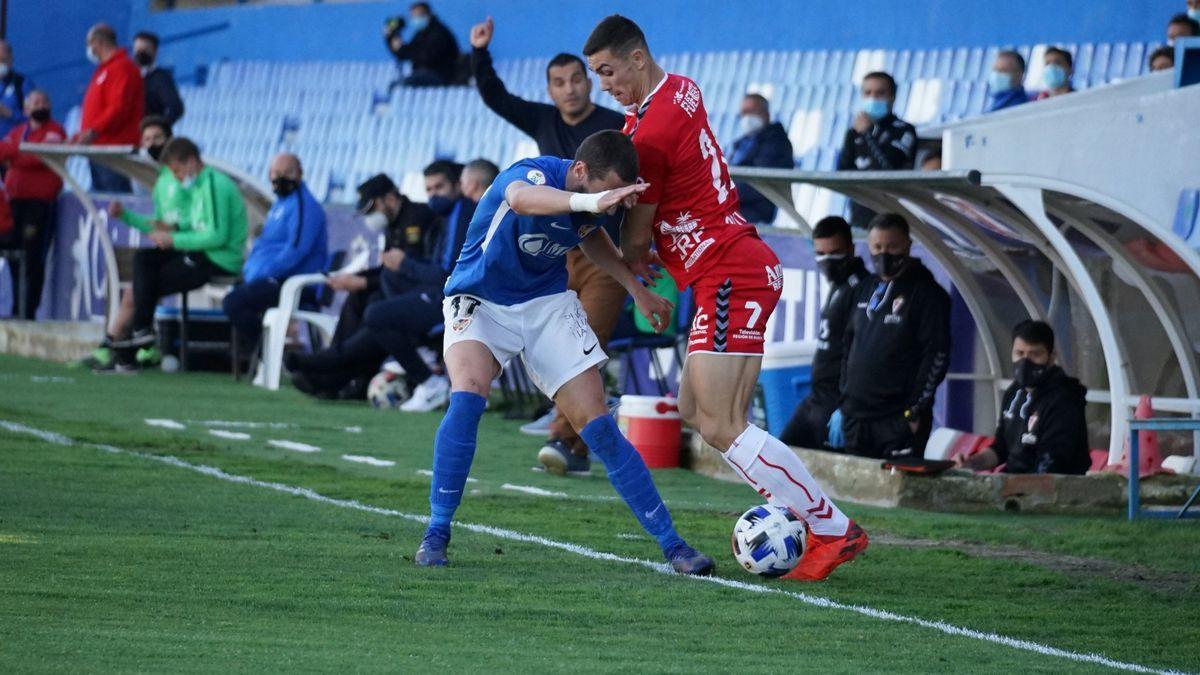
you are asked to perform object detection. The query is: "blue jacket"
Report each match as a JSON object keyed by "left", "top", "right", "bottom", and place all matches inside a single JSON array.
[
  {"left": 987, "top": 86, "right": 1030, "bottom": 113},
  {"left": 242, "top": 182, "right": 328, "bottom": 283},
  {"left": 0, "top": 71, "right": 30, "bottom": 139},
  {"left": 729, "top": 121, "right": 794, "bottom": 224}
]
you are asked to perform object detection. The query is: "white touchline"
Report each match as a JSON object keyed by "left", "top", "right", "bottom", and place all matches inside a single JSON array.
[
  {"left": 342, "top": 454, "right": 396, "bottom": 468},
  {"left": 209, "top": 430, "right": 251, "bottom": 441},
  {"left": 145, "top": 418, "right": 186, "bottom": 430},
  {"left": 268, "top": 439, "right": 321, "bottom": 453},
  {"left": 0, "top": 419, "right": 1182, "bottom": 675}
]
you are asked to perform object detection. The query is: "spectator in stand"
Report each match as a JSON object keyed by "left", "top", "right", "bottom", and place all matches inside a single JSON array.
[
  {"left": 363, "top": 160, "right": 484, "bottom": 413},
  {"left": 0, "top": 90, "right": 65, "bottom": 319},
  {"left": 469, "top": 16, "right": 629, "bottom": 472},
  {"left": 133, "top": 32, "right": 184, "bottom": 127},
  {"left": 222, "top": 153, "right": 328, "bottom": 359},
  {"left": 838, "top": 71, "right": 916, "bottom": 229},
  {"left": 728, "top": 93, "right": 794, "bottom": 224},
  {"left": 1037, "top": 47, "right": 1075, "bottom": 100},
  {"left": 385, "top": 2, "right": 460, "bottom": 87},
  {"left": 956, "top": 320, "right": 1090, "bottom": 475},
  {"left": 1148, "top": 46, "right": 1175, "bottom": 72},
  {"left": 0, "top": 40, "right": 31, "bottom": 139},
  {"left": 779, "top": 217, "right": 872, "bottom": 450},
  {"left": 74, "top": 23, "right": 144, "bottom": 195},
  {"left": 986, "top": 50, "right": 1030, "bottom": 113},
  {"left": 1191, "top": 0, "right": 1200, "bottom": 21},
  {"left": 460, "top": 158, "right": 499, "bottom": 203},
  {"left": 1168, "top": 13, "right": 1200, "bottom": 45},
  {"left": 287, "top": 173, "right": 437, "bottom": 399},
  {"left": 834, "top": 213, "right": 950, "bottom": 459},
  {"left": 98, "top": 137, "right": 245, "bottom": 370}
]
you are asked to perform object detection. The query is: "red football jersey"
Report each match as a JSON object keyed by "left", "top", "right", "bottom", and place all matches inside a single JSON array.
[{"left": 623, "top": 73, "right": 756, "bottom": 289}]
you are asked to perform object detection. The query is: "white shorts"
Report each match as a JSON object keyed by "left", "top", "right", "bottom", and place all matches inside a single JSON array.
[{"left": 443, "top": 291, "right": 607, "bottom": 398}]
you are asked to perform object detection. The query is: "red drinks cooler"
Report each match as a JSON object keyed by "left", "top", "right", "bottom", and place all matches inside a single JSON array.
[{"left": 617, "top": 395, "right": 682, "bottom": 468}]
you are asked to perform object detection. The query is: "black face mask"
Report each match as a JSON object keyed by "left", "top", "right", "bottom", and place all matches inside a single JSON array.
[
  {"left": 1013, "top": 358, "right": 1051, "bottom": 389},
  {"left": 872, "top": 252, "right": 909, "bottom": 278},
  {"left": 146, "top": 143, "right": 165, "bottom": 162},
  {"left": 272, "top": 178, "right": 299, "bottom": 198},
  {"left": 426, "top": 194, "right": 455, "bottom": 216},
  {"left": 29, "top": 109, "right": 51, "bottom": 123},
  {"left": 816, "top": 254, "right": 853, "bottom": 283},
  {"left": 134, "top": 50, "right": 154, "bottom": 67}
]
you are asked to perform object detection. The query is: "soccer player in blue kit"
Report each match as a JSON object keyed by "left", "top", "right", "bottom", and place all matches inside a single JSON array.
[{"left": 415, "top": 130, "right": 714, "bottom": 575}]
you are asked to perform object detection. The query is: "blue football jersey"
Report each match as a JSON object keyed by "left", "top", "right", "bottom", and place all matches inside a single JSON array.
[{"left": 444, "top": 156, "right": 604, "bottom": 305}]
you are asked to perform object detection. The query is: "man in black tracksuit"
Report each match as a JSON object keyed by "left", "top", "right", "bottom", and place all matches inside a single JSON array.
[
  {"left": 958, "top": 321, "right": 1090, "bottom": 474},
  {"left": 837, "top": 71, "right": 917, "bottom": 229},
  {"left": 780, "top": 217, "right": 873, "bottom": 449},
  {"left": 133, "top": 32, "right": 185, "bottom": 126},
  {"left": 386, "top": 3, "right": 460, "bottom": 87},
  {"left": 839, "top": 213, "right": 950, "bottom": 459}
]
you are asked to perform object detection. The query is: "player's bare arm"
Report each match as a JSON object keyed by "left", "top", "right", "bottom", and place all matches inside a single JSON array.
[
  {"left": 578, "top": 228, "right": 673, "bottom": 333},
  {"left": 504, "top": 180, "right": 648, "bottom": 216}
]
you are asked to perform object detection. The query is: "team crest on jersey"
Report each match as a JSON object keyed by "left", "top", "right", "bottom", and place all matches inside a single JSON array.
[
  {"left": 526, "top": 169, "right": 546, "bottom": 185},
  {"left": 892, "top": 296, "right": 906, "bottom": 314},
  {"left": 885, "top": 296, "right": 906, "bottom": 324},
  {"left": 659, "top": 211, "right": 699, "bottom": 234},
  {"left": 765, "top": 264, "right": 783, "bottom": 292}
]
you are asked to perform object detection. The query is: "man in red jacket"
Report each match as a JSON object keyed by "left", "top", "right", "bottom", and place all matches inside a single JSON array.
[
  {"left": 73, "top": 23, "right": 143, "bottom": 195},
  {"left": 0, "top": 90, "right": 65, "bottom": 318}
]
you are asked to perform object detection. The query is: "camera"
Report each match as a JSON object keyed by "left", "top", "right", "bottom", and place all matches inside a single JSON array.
[{"left": 384, "top": 15, "right": 406, "bottom": 40}]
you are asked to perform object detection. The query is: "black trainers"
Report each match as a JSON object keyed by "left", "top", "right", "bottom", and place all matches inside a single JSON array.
[{"left": 537, "top": 439, "right": 591, "bottom": 476}]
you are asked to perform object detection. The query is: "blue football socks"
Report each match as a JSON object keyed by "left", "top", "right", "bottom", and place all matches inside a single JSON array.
[
  {"left": 426, "top": 391, "right": 487, "bottom": 537},
  {"left": 580, "top": 415, "right": 684, "bottom": 553}
]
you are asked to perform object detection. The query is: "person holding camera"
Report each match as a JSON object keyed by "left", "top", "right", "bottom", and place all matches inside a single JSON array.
[{"left": 384, "top": 3, "right": 460, "bottom": 88}]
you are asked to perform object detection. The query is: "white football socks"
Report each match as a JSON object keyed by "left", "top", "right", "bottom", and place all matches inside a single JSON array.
[{"left": 723, "top": 424, "right": 850, "bottom": 536}]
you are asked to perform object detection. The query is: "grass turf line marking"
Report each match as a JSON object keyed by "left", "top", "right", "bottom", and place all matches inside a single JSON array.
[
  {"left": 501, "top": 483, "right": 570, "bottom": 498},
  {"left": 209, "top": 429, "right": 251, "bottom": 441},
  {"left": 342, "top": 454, "right": 396, "bottom": 468},
  {"left": 145, "top": 418, "right": 186, "bottom": 430},
  {"left": 416, "top": 469, "right": 477, "bottom": 483},
  {"left": 0, "top": 420, "right": 1184, "bottom": 675},
  {"left": 267, "top": 439, "right": 321, "bottom": 453}
]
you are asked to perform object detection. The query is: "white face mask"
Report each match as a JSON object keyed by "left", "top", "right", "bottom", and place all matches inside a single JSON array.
[
  {"left": 363, "top": 211, "right": 388, "bottom": 232},
  {"left": 180, "top": 173, "right": 197, "bottom": 190},
  {"left": 86, "top": 46, "right": 100, "bottom": 64},
  {"left": 739, "top": 114, "right": 765, "bottom": 137}
]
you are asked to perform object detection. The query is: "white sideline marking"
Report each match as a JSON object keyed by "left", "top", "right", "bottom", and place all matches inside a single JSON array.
[
  {"left": 501, "top": 483, "right": 569, "bottom": 498},
  {"left": 31, "top": 375, "right": 75, "bottom": 384},
  {"left": 0, "top": 419, "right": 1183, "bottom": 675},
  {"left": 209, "top": 430, "right": 251, "bottom": 441},
  {"left": 192, "top": 420, "right": 296, "bottom": 429},
  {"left": 416, "top": 469, "right": 477, "bottom": 483},
  {"left": 344, "top": 426, "right": 363, "bottom": 434},
  {"left": 144, "top": 418, "right": 186, "bottom": 430},
  {"left": 268, "top": 439, "right": 320, "bottom": 453},
  {"left": 342, "top": 454, "right": 396, "bottom": 468}
]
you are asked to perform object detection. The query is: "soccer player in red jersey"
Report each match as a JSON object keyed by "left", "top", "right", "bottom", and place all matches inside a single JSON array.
[{"left": 583, "top": 15, "right": 867, "bottom": 581}]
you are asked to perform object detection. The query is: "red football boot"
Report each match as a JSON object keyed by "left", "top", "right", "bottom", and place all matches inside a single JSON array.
[{"left": 783, "top": 520, "right": 869, "bottom": 581}]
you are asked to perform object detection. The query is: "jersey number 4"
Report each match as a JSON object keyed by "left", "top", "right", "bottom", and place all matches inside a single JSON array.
[{"left": 699, "top": 129, "right": 735, "bottom": 205}]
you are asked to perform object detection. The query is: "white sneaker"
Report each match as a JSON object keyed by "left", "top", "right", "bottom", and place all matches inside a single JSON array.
[{"left": 400, "top": 375, "right": 450, "bottom": 412}]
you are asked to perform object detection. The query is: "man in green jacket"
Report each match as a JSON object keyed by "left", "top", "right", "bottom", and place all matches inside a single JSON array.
[{"left": 111, "top": 135, "right": 246, "bottom": 368}]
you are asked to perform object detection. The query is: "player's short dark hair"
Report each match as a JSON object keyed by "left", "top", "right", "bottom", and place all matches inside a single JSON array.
[
  {"left": 812, "top": 216, "right": 852, "bottom": 248},
  {"left": 997, "top": 49, "right": 1026, "bottom": 74},
  {"left": 863, "top": 71, "right": 898, "bottom": 97},
  {"left": 546, "top": 53, "right": 586, "bottom": 81},
  {"left": 1169, "top": 13, "right": 1200, "bottom": 35},
  {"left": 1012, "top": 319, "right": 1055, "bottom": 353},
  {"left": 743, "top": 93, "right": 770, "bottom": 116},
  {"left": 423, "top": 159, "right": 462, "bottom": 183},
  {"left": 133, "top": 31, "right": 160, "bottom": 49},
  {"left": 159, "top": 136, "right": 200, "bottom": 164},
  {"left": 464, "top": 158, "right": 499, "bottom": 185},
  {"left": 1149, "top": 45, "right": 1175, "bottom": 68},
  {"left": 90, "top": 24, "right": 117, "bottom": 46},
  {"left": 583, "top": 15, "right": 649, "bottom": 58},
  {"left": 1045, "top": 47, "right": 1074, "bottom": 69},
  {"left": 868, "top": 212, "right": 910, "bottom": 238},
  {"left": 574, "top": 130, "right": 639, "bottom": 183},
  {"left": 140, "top": 115, "right": 172, "bottom": 137}
]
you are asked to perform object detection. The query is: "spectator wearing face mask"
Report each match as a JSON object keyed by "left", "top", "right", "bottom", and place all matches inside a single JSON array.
[
  {"left": 986, "top": 50, "right": 1030, "bottom": 113},
  {"left": 0, "top": 90, "right": 65, "bottom": 319},
  {"left": 833, "top": 213, "right": 950, "bottom": 460},
  {"left": 779, "top": 217, "right": 872, "bottom": 450},
  {"left": 956, "top": 321, "right": 1089, "bottom": 475},
  {"left": 1169, "top": 13, "right": 1200, "bottom": 46},
  {"left": 222, "top": 153, "right": 328, "bottom": 357},
  {"left": 385, "top": 2, "right": 461, "bottom": 87},
  {"left": 73, "top": 23, "right": 144, "bottom": 195},
  {"left": 132, "top": 32, "right": 184, "bottom": 127},
  {"left": 0, "top": 40, "right": 31, "bottom": 139},
  {"left": 1036, "top": 47, "right": 1075, "bottom": 101},
  {"left": 728, "top": 93, "right": 794, "bottom": 225},
  {"left": 1148, "top": 46, "right": 1175, "bottom": 72},
  {"left": 838, "top": 72, "right": 916, "bottom": 230}
]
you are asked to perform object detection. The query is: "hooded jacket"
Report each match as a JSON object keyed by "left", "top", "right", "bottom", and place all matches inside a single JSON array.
[{"left": 992, "top": 367, "right": 1090, "bottom": 475}]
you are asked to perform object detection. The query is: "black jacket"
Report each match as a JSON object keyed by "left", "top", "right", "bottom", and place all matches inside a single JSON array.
[
  {"left": 837, "top": 113, "right": 917, "bottom": 228},
  {"left": 841, "top": 258, "right": 951, "bottom": 419},
  {"left": 360, "top": 196, "right": 436, "bottom": 294},
  {"left": 992, "top": 368, "right": 1090, "bottom": 475},
  {"left": 389, "top": 15, "right": 460, "bottom": 84},
  {"left": 381, "top": 196, "right": 476, "bottom": 298},
  {"left": 142, "top": 67, "right": 185, "bottom": 126},
  {"left": 729, "top": 121, "right": 794, "bottom": 224},
  {"left": 807, "top": 257, "right": 873, "bottom": 409}
]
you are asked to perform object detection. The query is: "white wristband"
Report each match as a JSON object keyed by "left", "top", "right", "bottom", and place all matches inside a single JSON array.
[{"left": 569, "top": 190, "right": 608, "bottom": 214}]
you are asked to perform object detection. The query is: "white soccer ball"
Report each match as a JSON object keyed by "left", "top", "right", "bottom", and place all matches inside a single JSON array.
[
  {"left": 731, "top": 504, "right": 808, "bottom": 577},
  {"left": 367, "top": 369, "right": 410, "bottom": 409}
]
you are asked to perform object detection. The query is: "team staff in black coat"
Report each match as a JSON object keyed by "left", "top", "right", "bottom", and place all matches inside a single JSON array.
[
  {"left": 469, "top": 16, "right": 630, "bottom": 473},
  {"left": 728, "top": 93, "right": 794, "bottom": 224},
  {"left": 385, "top": 3, "right": 461, "bottom": 87},
  {"left": 837, "top": 213, "right": 950, "bottom": 459},
  {"left": 957, "top": 321, "right": 1090, "bottom": 475},
  {"left": 133, "top": 32, "right": 184, "bottom": 126},
  {"left": 837, "top": 71, "right": 916, "bottom": 229},
  {"left": 780, "top": 217, "right": 872, "bottom": 449}
]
